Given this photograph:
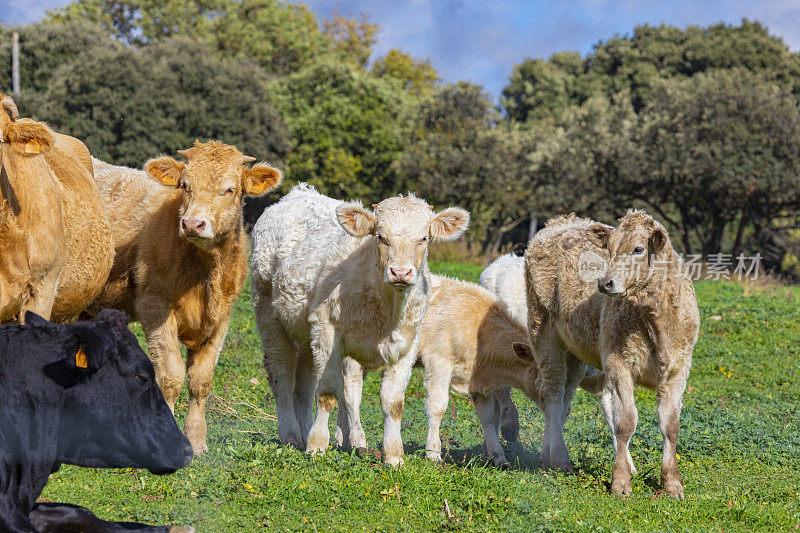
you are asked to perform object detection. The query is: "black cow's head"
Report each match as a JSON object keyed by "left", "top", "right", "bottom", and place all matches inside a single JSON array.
[{"left": 24, "top": 310, "right": 193, "bottom": 474}]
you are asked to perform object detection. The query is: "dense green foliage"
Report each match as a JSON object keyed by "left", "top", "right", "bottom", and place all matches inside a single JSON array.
[
  {"left": 39, "top": 267, "right": 800, "bottom": 530},
  {"left": 503, "top": 20, "right": 800, "bottom": 270},
  {"left": 4, "top": 4, "right": 800, "bottom": 266}
]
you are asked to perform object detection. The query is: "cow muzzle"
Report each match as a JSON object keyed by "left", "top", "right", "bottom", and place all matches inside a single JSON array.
[
  {"left": 597, "top": 276, "right": 624, "bottom": 296},
  {"left": 180, "top": 217, "right": 213, "bottom": 240},
  {"left": 385, "top": 266, "right": 415, "bottom": 287}
]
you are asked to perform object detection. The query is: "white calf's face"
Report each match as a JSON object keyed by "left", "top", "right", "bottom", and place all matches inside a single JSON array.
[{"left": 337, "top": 195, "right": 469, "bottom": 288}]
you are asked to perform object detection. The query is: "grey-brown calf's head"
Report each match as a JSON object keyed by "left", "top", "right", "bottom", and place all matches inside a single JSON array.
[
  {"left": 337, "top": 195, "right": 469, "bottom": 288},
  {"left": 144, "top": 140, "right": 282, "bottom": 250},
  {"left": 598, "top": 210, "right": 670, "bottom": 297},
  {"left": 511, "top": 342, "right": 543, "bottom": 408}
]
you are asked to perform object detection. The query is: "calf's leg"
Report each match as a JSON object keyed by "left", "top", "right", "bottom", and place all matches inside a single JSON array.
[
  {"left": 422, "top": 362, "right": 453, "bottom": 462},
  {"left": 294, "top": 345, "right": 315, "bottom": 444},
  {"left": 306, "top": 323, "right": 342, "bottom": 455},
  {"left": 184, "top": 320, "right": 229, "bottom": 455},
  {"left": 335, "top": 357, "right": 367, "bottom": 451},
  {"left": 606, "top": 365, "right": 638, "bottom": 496},
  {"left": 139, "top": 308, "right": 185, "bottom": 413},
  {"left": 535, "top": 338, "right": 572, "bottom": 472},
  {"left": 495, "top": 387, "right": 519, "bottom": 442},
  {"left": 260, "top": 320, "right": 303, "bottom": 449},
  {"left": 29, "top": 502, "right": 193, "bottom": 532},
  {"left": 657, "top": 369, "right": 689, "bottom": 499},
  {"left": 473, "top": 392, "right": 509, "bottom": 468},
  {"left": 379, "top": 353, "right": 416, "bottom": 468}
]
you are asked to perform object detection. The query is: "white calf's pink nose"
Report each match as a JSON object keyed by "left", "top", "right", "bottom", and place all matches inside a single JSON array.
[
  {"left": 388, "top": 267, "right": 413, "bottom": 283},
  {"left": 181, "top": 217, "right": 206, "bottom": 235}
]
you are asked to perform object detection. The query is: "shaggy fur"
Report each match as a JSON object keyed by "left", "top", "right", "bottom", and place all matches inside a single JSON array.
[
  {"left": 88, "top": 141, "right": 282, "bottom": 455},
  {"left": 525, "top": 211, "right": 699, "bottom": 498},
  {"left": 418, "top": 275, "right": 540, "bottom": 467},
  {"left": 0, "top": 103, "right": 113, "bottom": 325},
  {"left": 251, "top": 184, "right": 469, "bottom": 467},
  {"left": 479, "top": 253, "right": 530, "bottom": 442}
]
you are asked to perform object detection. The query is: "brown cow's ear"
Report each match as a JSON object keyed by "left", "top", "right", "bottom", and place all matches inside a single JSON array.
[
  {"left": 430, "top": 207, "right": 470, "bottom": 242},
  {"left": 144, "top": 156, "right": 184, "bottom": 187},
  {"left": 588, "top": 223, "right": 611, "bottom": 248},
  {"left": 4, "top": 119, "right": 54, "bottom": 154},
  {"left": 337, "top": 202, "right": 375, "bottom": 237},
  {"left": 243, "top": 163, "right": 282, "bottom": 196},
  {"left": 512, "top": 342, "right": 535, "bottom": 362}
]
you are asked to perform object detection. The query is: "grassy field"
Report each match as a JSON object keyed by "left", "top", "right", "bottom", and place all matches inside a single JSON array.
[{"left": 41, "top": 261, "right": 800, "bottom": 531}]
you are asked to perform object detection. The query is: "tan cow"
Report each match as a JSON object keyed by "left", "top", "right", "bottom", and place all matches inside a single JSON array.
[
  {"left": 0, "top": 95, "right": 113, "bottom": 324},
  {"left": 525, "top": 212, "right": 698, "bottom": 498},
  {"left": 90, "top": 140, "right": 282, "bottom": 455},
  {"left": 417, "top": 275, "right": 540, "bottom": 467}
]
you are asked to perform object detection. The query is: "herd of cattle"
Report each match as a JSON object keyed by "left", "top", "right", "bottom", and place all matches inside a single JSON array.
[{"left": 0, "top": 92, "right": 699, "bottom": 531}]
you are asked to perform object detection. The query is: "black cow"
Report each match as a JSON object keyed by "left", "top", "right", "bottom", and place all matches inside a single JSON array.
[{"left": 0, "top": 310, "right": 194, "bottom": 533}]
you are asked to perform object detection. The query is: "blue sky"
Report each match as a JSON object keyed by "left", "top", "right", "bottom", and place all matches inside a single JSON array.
[{"left": 3, "top": 0, "right": 800, "bottom": 99}]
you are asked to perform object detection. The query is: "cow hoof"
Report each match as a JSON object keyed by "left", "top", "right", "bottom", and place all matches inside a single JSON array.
[
  {"left": 385, "top": 455, "right": 404, "bottom": 468},
  {"left": 169, "top": 527, "right": 195, "bottom": 533},
  {"left": 663, "top": 478, "right": 685, "bottom": 500},
  {"left": 492, "top": 457, "right": 510, "bottom": 470},
  {"left": 189, "top": 440, "right": 208, "bottom": 457},
  {"left": 611, "top": 478, "right": 632, "bottom": 497},
  {"left": 543, "top": 458, "right": 573, "bottom": 473},
  {"left": 425, "top": 451, "right": 442, "bottom": 462}
]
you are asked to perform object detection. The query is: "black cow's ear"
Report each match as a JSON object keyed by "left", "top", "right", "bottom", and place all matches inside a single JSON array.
[{"left": 24, "top": 311, "right": 50, "bottom": 328}]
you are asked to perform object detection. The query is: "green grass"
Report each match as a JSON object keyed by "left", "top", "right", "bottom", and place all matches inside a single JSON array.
[{"left": 41, "top": 263, "right": 800, "bottom": 531}]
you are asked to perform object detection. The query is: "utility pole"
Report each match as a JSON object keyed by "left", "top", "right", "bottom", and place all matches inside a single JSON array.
[{"left": 12, "top": 32, "right": 20, "bottom": 95}]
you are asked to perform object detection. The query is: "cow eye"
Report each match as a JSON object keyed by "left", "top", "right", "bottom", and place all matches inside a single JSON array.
[
  {"left": 135, "top": 373, "right": 149, "bottom": 385},
  {"left": 376, "top": 234, "right": 388, "bottom": 245},
  {"left": 222, "top": 187, "right": 234, "bottom": 196},
  {"left": 417, "top": 236, "right": 428, "bottom": 245},
  {"left": 179, "top": 181, "right": 188, "bottom": 190},
  {"left": 633, "top": 245, "right": 645, "bottom": 255}
]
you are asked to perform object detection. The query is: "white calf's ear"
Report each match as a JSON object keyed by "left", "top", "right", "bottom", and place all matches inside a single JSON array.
[
  {"left": 430, "top": 207, "right": 470, "bottom": 241},
  {"left": 337, "top": 202, "right": 375, "bottom": 237},
  {"left": 512, "top": 342, "right": 534, "bottom": 362},
  {"left": 244, "top": 163, "right": 282, "bottom": 196},
  {"left": 144, "top": 156, "right": 184, "bottom": 187}
]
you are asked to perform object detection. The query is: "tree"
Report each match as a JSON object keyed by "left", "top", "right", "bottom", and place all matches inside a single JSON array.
[
  {"left": 270, "top": 60, "right": 412, "bottom": 201},
  {"left": 0, "top": 20, "right": 112, "bottom": 95},
  {"left": 33, "top": 37, "right": 289, "bottom": 168},
  {"left": 372, "top": 49, "right": 439, "bottom": 96},
  {"left": 396, "top": 82, "right": 534, "bottom": 252},
  {"left": 630, "top": 69, "right": 800, "bottom": 257},
  {"left": 501, "top": 52, "right": 591, "bottom": 122},
  {"left": 324, "top": 10, "right": 379, "bottom": 68},
  {"left": 48, "top": 0, "right": 333, "bottom": 74}
]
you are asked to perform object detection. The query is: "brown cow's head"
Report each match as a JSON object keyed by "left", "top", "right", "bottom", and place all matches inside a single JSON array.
[
  {"left": 598, "top": 210, "right": 671, "bottom": 297},
  {"left": 336, "top": 195, "right": 469, "bottom": 288},
  {"left": 0, "top": 95, "right": 54, "bottom": 163},
  {"left": 144, "top": 140, "right": 282, "bottom": 250}
]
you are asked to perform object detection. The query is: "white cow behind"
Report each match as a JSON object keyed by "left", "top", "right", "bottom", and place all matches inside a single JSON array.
[{"left": 251, "top": 184, "right": 469, "bottom": 467}]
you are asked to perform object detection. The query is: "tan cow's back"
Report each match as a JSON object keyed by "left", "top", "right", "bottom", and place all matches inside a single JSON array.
[{"left": 45, "top": 133, "right": 114, "bottom": 322}]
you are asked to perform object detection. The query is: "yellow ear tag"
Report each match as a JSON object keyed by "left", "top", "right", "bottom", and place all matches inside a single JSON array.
[
  {"left": 24, "top": 139, "right": 40, "bottom": 154},
  {"left": 160, "top": 174, "right": 179, "bottom": 187},
  {"left": 249, "top": 180, "right": 268, "bottom": 195},
  {"left": 75, "top": 346, "right": 88, "bottom": 369}
]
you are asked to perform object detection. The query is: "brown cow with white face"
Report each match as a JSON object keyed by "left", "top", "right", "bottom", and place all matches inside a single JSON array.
[{"left": 90, "top": 140, "right": 282, "bottom": 455}]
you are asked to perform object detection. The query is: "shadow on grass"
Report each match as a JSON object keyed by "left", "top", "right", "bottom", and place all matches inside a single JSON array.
[{"left": 401, "top": 440, "right": 545, "bottom": 473}]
